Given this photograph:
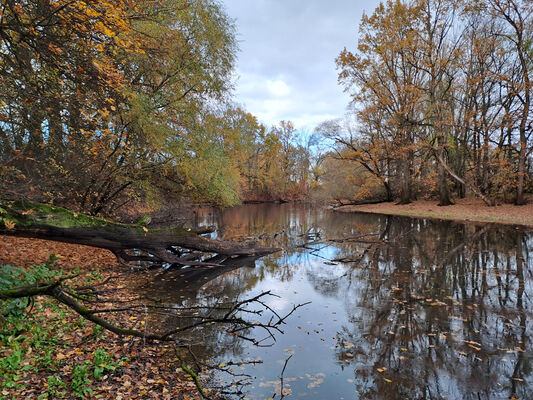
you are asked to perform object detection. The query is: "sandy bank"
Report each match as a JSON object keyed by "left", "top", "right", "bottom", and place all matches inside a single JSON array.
[{"left": 335, "top": 197, "right": 533, "bottom": 228}]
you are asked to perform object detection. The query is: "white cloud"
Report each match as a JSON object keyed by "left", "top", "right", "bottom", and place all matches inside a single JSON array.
[
  {"left": 266, "top": 79, "right": 291, "bottom": 97},
  {"left": 223, "top": 0, "right": 382, "bottom": 129}
]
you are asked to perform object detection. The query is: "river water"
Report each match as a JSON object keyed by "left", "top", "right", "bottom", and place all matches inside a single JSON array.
[{"left": 136, "top": 204, "right": 533, "bottom": 400}]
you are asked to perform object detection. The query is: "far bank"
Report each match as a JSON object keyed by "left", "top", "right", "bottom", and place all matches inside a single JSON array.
[{"left": 334, "top": 197, "right": 533, "bottom": 228}]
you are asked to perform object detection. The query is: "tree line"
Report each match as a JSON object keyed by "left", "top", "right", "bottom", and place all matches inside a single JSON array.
[
  {"left": 1, "top": 0, "right": 530, "bottom": 215},
  {"left": 0, "top": 0, "right": 312, "bottom": 216},
  {"left": 328, "top": 0, "right": 531, "bottom": 206}
]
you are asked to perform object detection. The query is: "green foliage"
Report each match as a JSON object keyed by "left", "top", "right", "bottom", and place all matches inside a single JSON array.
[
  {"left": 92, "top": 349, "right": 122, "bottom": 380},
  {"left": 0, "top": 0, "right": 245, "bottom": 214},
  {"left": 0, "top": 262, "right": 127, "bottom": 398},
  {"left": 0, "top": 0, "right": 318, "bottom": 213},
  {"left": 38, "top": 375, "right": 67, "bottom": 400},
  {"left": 0, "top": 256, "right": 61, "bottom": 317},
  {"left": 71, "top": 364, "right": 93, "bottom": 398}
]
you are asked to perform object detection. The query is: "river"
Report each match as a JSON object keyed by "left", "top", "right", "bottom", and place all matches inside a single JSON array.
[{"left": 136, "top": 203, "right": 533, "bottom": 400}]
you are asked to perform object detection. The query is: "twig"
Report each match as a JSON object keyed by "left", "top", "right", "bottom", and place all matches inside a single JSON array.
[
  {"left": 177, "top": 353, "right": 213, "bottom": 400},
  {"left": 276, "top": 354, "right": 293, "bottom": 399}
]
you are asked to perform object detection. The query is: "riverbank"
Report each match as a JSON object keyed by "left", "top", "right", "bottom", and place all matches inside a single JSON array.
[
  {"left": 335, "top": 196, "right": 533, "bottom": 228},
  {"left": 0, "top": 236, "right": 202, "bottom": 399}
]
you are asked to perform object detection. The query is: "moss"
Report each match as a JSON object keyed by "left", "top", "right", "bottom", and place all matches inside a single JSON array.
[
  {"left": 135, "top": 215, "right": 152, "bottom": 226},
  {"left": 0, "top": 199, "right": 193, "bottom": 236},
  {"left": 0, "top": 199, "right": 111, "bottom": 228}
]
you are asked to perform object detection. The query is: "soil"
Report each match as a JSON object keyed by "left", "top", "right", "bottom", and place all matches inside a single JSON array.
[{"left": 335, "top": 196, "right": 533, "bottom": 228}]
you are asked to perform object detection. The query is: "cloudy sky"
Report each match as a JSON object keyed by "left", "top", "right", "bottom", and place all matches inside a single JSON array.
[{"left": 222, "top": 0, "right": 381, "bottom": 131}]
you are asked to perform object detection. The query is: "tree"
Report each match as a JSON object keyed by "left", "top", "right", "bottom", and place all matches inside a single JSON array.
[
  {"left": 337, "top": 0, "right": 425, "bottom": 204},
  {"left": 413, "top": 0, "right": 461, "bottom": 206},
  {"left": 336, "top": 0, "right": 532, "bottom": 206},
  {"left": 487, "top": 0, "right": 532, "bottom": 204},
  {"left": 0, "top": 0, "right": 243, "bottom": 214},
  {"left": 315, "top": 117, "right": 395, "bottom": 202}
]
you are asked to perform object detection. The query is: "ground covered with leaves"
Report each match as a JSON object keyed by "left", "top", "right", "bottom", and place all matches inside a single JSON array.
[
  {"left": 0, "top": 236, "right": 206, "bottom": 399},
  {"left": 338, "top": 196, "right": 533, "bottom": 228}
]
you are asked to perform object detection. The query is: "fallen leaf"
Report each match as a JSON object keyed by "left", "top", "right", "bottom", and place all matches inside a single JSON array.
[{"left": 4, "top": 219, "right": 15, "bottom": 229}]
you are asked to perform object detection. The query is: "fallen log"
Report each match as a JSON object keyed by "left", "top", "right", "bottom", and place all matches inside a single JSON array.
[{"left": 0, "top": 199, "right": 280, "bottom": 266}]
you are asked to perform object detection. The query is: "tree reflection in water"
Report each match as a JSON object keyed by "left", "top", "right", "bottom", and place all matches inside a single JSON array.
[
  {"left": 333, "top": 220, "right": 532, "bottom": 400},
  {"left": 136, "top": 204, "right": 532, "bottom": 400}
]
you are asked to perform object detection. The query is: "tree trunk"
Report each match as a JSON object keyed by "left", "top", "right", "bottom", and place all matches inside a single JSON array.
[
  {"left": 397, "top": 157, "right": 411, "bottom": 205},
  {"left": 433, "top": 151, "right": 494, "bottom": 206},
  {"left": 437, "top": 146, "right": 454, "bottom": 206},
  {"left": 0, "top": 200, "right": 280, "bottom": 266}
]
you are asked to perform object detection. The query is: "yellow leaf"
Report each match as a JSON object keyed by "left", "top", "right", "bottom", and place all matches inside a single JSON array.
[{"left": 4, "top": 219, "right": 15, "bottom": 229}]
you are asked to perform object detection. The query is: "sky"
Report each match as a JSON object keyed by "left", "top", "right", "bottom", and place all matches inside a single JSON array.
[{"left": 222, "top": 0, "right": 382, "bottom": 131}]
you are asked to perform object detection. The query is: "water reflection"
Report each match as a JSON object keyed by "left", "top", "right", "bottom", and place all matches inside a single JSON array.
[{"left": 136, "top": 204, "right": 533, "bottom": 399}]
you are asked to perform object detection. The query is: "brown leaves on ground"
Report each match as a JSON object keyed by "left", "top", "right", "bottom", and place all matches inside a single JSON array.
[
  {"left": 0, "top": 236, "right": 205, "bottom": 399},
  {"left": 0, "top": 235, "right": 117, "bottom": 269},
  {"left": 337, "top": 195, "right": 533, "bottom": 228}
]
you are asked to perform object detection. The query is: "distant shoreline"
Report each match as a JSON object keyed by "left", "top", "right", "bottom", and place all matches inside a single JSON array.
[{"left": 334, "top": 197, "right": 533, "bottom": 229}]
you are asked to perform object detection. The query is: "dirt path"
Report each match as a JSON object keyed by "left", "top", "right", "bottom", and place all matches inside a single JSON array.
[{"left": 335, "top": 196, "right": 533, "bottom": 228}]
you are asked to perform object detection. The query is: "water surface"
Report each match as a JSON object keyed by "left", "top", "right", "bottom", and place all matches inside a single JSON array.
[{"left": 137, "top": 204, "right": 533, "bottom": 400}]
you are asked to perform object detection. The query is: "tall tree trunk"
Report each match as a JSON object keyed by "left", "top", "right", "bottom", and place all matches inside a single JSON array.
[
  {"left": 516, "top": 135, "right": 527, "bottom": 205},
  {"left": 437, "top": 160, "right": 454, "bottom": 206},
  {"left": 437, "top": 137, "right": 454, "bottom": 206},
  {"left": 383, "top": 178, "right": 394, "bottom": 202},
  {"left": 491, "top": 0, "right": 530, "bottom": 205},
  {"left": 397, "top": 156, "right": 411, "bottom": 204}
]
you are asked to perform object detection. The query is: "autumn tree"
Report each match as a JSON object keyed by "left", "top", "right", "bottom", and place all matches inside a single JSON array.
[
  {"left": 336, "top": 0, "right": 532, "bottom": 206},
  {"left": 0, "top": 0, "right": 139, "bottom": 205},
  {"left": 337, "top": 0, "right": 425, "bottom": 204},
  {"left": 487, "top": 0, "right": 532, "bottom": 204},
  {"left": 0, "top": 0, "right": 244, "bottom": 214},
  {"left": 315, "top": 117, "right": 395, "bottom": 202}
]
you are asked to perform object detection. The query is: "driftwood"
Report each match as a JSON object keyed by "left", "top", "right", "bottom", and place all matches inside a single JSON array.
[
  {"left": 331, "top": 198, "right": 386, "bottom": 208},
  {"left": 0, "top": 200, "right": 280, "bottom": 267}
]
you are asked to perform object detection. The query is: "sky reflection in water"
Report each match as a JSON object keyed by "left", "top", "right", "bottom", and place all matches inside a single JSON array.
[{"left": 137, "top": 204, "right": 533, "bottom": 400}]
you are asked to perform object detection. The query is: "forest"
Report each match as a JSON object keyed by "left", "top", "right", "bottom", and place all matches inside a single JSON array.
[
  {"left": 0, "top": 0, "right": 317, "bottom": 216},
  {"left": 329, "top": 0, "right": 532, "bottom": 206},
  {"left": 0, "top": 0, "right": 531, "bottom": 216}
]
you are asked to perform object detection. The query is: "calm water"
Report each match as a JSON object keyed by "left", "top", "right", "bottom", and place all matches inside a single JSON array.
[{"left": 137, "top": 204, "right": 533, "bottom": 400}]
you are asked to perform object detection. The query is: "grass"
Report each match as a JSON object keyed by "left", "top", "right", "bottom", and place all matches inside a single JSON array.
[{"left": 0, "top": 199, "right": 111, "bottom": 229}]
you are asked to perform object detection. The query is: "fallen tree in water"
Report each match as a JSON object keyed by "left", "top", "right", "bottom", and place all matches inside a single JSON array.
[{"left": 0, "top": 199, "right": 280, "bottom": 267}]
